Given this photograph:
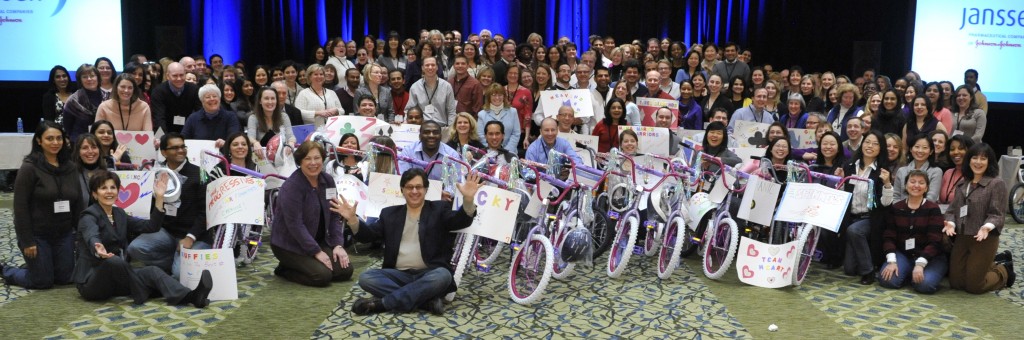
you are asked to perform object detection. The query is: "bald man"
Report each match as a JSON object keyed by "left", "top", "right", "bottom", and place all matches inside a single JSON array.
[
  {"left": 150, "top": 62, "right": 201, "bottom": 133},
  {"left": 525, "top": 118, "right": 583, "bottom": 165}
]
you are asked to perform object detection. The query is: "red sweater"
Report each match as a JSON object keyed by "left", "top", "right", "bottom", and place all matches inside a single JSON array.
[{"left": 592, "top": 121, "right": 621, "bottom": 152}]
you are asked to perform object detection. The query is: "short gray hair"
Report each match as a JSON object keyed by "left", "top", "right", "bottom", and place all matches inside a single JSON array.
[{"left": 198, "top": 83, "right": 221, "bottom": 98}]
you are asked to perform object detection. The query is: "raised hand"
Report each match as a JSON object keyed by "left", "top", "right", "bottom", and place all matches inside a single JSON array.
[
  {"left": 457, "top": 171, "right": 483, "bottom": 198},
  {"left": 330, "top": 196, "right": 358, "bottom": 223}
]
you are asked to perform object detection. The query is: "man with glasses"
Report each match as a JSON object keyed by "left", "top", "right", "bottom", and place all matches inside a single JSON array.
[
  {"left": 397, "top": 121, "right": 463, "bottom": 180},
  {"left": 332, "top": 168, "right": 482, "bottom": 316},
  {"left": 127, "top": 133, "right": 210, "bottom": 277}
]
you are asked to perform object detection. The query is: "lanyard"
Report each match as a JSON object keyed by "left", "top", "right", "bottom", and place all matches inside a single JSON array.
[
  {"left": 313, "top": 88, "right": 328, "bottom": 109},
  {"left": 423, "top": 81, "right": 439, "bottom": 106},
  {"left": 117, "top": 101, "right": 131, "bottom": 130}
]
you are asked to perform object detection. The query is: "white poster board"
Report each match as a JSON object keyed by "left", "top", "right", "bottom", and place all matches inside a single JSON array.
[
  {"left": 736, "top": 237, "right": 799, "bottom": 288},
  {"left": 708, "top": 171, "right": 737, "bottom": 204},
  {"left": 618, "top": 126, "right": 670, "bottom": 156},
  {"left": 524, "top": 179, "right": 555, "bottom": 218},
  {"left": 737, "top": 175, "right": 782, "bottom": 226},
  {"left": 116, "top": 130, "right": 158, "bottom": 166},
  {"left": 206, "top": 176, "right": 266, "bottom": 229},
  {"left": 364, "top": 172, "right": 442, "bottom": 218},
  {"left": 185, "top": 139, "right": 219, "bottom": 172},
  {"left": 773, "top": 182, "right": 852, "bottom": 232},
  {"left": 456, "top": 186, "right": 521, "bottom": 243},
  {"left": 323, "top": 116, "right": 392, "bottom": 148},
  {"left": 179, "top": 248, "right": 238, "bottom": 301},
  {"left": 732, "top": 147, "right": 765, "bottom": 169},
  {"left": 539, "top": 89, "right": 595, "bottom": 118},
  {"left": 734, "top": 120, "right": 771, "bottom": 148},
  {"left": 113, "top": 170, "right": 154, "bottom": 218},
  {"left": 559, "top": 132, "right": 598, "bottom": 167},
  {"left": 789, "top": 128, "right": 817, "bottom": 150},
  {"left": 389, "top": 124, "right": 421, "bottom": 150},
  {"left": 334, "top": 174, "right": 368, "bottom": 218}
]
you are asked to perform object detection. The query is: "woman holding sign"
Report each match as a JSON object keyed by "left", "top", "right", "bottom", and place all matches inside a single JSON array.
[
  {"left": 836, "top": 130, "right": 894, "bottom": 284},
  {"left": 270, "top": 141, "right": 354, "bottom": 287},
  {"left": 877, "top": 170, "right": 947, "bottom": 294},
  {"left": 2, "top": 122, "right": 84, "bottom": 289},
  {"left": 943, "top": 143, "right": 1014, "bottom": 293},
  {"left": 89, "top": 120, "right": 132, "bottom": 168},
  {"left": 72, "top": 170, "right": 214, "bottom": 308}
]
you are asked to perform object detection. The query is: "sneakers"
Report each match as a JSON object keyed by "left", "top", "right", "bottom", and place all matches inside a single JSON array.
[
  {"left": 1005, "top": 260, "right": 1016, "bottom": 288},
  {"left": 190, "top": 270, "right": 213, "bottom": 308},
  {"left": 352, "top": 298, "right": 387, "bottom": 315},
  {"left": 419, "top": 297, "right": 445, "bottom": 316}
]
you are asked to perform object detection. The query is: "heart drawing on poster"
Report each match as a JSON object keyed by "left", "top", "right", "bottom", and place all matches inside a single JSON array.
[
  {"left": 746, "top": 244, "right": 759, "bottom": 257},
  {"left": 116, "top": 132, "right": 134, "bottom": 145},
  {"left": 134, "top": 133, "right": 150, "bottom": 145},
  {"left": 116, "top": 182, "right": 141, "bottom": 209},
  {"left": 767, "top": 245, "right": 780, "bottom": 256},
  {"left": 741, "top": 265, "right": 755, "bottom": 278}
]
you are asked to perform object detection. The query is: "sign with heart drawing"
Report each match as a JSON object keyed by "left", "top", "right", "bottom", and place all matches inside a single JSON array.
[
  {"left": 115, "top": 130, "right": 158, "bottom": 167},
  {"left": 113, "top": 170, "right": 154, "bottom": 218},
  {"left": 735, "top": 237, "right": 799, "bottom": 288}
]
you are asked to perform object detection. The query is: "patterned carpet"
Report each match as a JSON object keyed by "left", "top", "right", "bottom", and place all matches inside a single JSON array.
[{"left": 2, "top": 196, "right": 1024, "bottom": 339}]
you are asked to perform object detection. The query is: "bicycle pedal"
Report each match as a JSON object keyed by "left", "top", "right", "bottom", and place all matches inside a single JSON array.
[
  {"left": 511, "top": 243, "right": 521, "bottom": 251},
  {"left": 633, "top": 246, "right": 644, "bottom": 255},
  {"left": 644, "top": 221, "right": 657, "bottom": 230},
  {"left": 475, "top": 263, "right": 491, "bottom": 273},
  {"left": 608, "top": 211, "right": 620, "bottom": 220}
]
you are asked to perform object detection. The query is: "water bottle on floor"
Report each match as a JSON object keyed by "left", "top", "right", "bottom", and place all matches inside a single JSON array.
[{"left": 17, "top": 117, "right": 23, "bottom": 133}]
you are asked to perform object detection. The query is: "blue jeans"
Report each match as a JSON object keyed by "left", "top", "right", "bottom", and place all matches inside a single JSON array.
[
  {"left": 358, "top": 267, "right": 453, "bottom": 312},
  {"left": 127, "top": 228, "right": 177, "bottom": 274},
  {"left": 2, "top": 233, "right": 74, "bottom": 289},
  {"left": 877, "top": 253, "right": 948, "bottom": 294}
]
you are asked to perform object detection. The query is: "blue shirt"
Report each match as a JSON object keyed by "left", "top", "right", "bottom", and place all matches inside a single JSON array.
[
  {"left": 476, "top": 107, "right": 522, "bottom": 152},
  {"left": 525, "top": 136, "right": 583, "bottom": 165},
  {"left": 398, "top": 141, "right": 463, "bottom": 180},
  {"left": 181, "top": 108, "right": 241, "bottom": 141}
]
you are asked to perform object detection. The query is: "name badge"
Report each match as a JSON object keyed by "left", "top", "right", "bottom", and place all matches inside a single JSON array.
[
  {"left": 54, "top": 200, "right": 70, "bottom": 213},
  {"left": 165, "top": 203, "right": 178, "bottom": 217},
  {"left": 959, "top": 205, "right": 968, "bottom": 218},
  {"left": 905, "top": 238, "right": 915, "bottom": 250},
  {"left": 326, "top": 188, "right": 338, "bottom": 200},
  {"left": 174, "top": 116, "right": 186, "bottom": 125},
  {"left": 423, "top": 105, "right": 438, "bottom": 116},
  {"left": 951, "top": 130, "right": 964, "bottom": 136}
]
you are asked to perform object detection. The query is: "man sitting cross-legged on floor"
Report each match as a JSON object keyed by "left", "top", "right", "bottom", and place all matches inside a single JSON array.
[{"left": 331, "top": 168, "right": 481, "bottom": 315}]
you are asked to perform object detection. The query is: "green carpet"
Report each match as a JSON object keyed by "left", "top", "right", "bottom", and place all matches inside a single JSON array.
[{"left": 2, "top": 194, "right": 1024, "bottom": 339}]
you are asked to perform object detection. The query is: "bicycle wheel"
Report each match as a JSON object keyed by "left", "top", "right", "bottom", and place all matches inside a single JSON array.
[
  {"left": 793, "top": 224, "right": 820, "bottom": 286},
  {"left": 658, "top": 214, "right": 687, "bottom": 279},
  {"left": 703, "top": 217, "right": 739, "bottom": 280},
  {"left": 447, "top": 234, "right": 476, "bottom": 302},
  {"left": 551, "top": 219, "right": 577, "bottom": 280},
  {"left": 643, "top": 220, "right": 660, "bottom": 256},
  {"left": 607, "top": 212, "right": 639, "bottom": 278},
  {"left": 589, "top": 204, "right": 615, "bottom": 258},
  {"left": 1010, "top": 184, "right": 1024, "bottom": 224},
  {"left": 475, "top": 238, "right": 505, "bottom": 267},
  {"left": 508, "top": 234, "right": 555, "bottom": 305}
]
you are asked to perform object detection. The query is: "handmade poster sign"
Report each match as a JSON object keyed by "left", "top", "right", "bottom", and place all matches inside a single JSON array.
[
  {"left": 559, "top": 132, "right": 599, "bottom": 167},
  {"left": 323, "top": 116, "right": 392, "bottom": 148},
  {"left": 456, "top": 186, "right": 521, "bottom": 243},
  {"left": 708, "top": 171, "right": 738, "bottom": 204},
  {"left": 206, "top": 176, "right": 266, "bottom": 228},
  {"left": 334, "top": 174, "right": 369, "bottom": 218},
  {"left": 736, "top": 237, "right": 799, "bottom": 288},
  {"left": 788, "top": 128, "right": 817, "bottom": 150},
  {"left": 738, "top": 175, "right": 782, "bottom": 226},
  {"left": 677, "top": 129, "right": 705, "bottom": 144},
  {"left": 618, "top": 126, "right": 670, "bottom": 156},
  {"left": 179, "top": 247, "right": 238, "bottom": 301},
  {"left": 389, "top": 124, "right": 421, "bottom": 150},
  {"left": 539, "top": 89, "right": 595, "bottom": 118},
  {"left": 365, "top": 172, "right": 442, "bottom": 218},
  {"left": 113, "top": 170, "right": 154, "bottom": 218},
  {"left": 524, "top": 179, "right": 555, "bottom": 218},
  {"left": 635, "top": 97, "right": 680, "bottom": 128},
  {"left": 116, "top": 130, "right": 158, "bottom": 167},
  {"left": 774, "top": 182, "right": 852, "bottom": 232},
  {"left": 732, "top": 147, "right": 766, "bottom": 169},
  {"left": 734, "top": 121, "right": 772, "bottom": 148},
  {"left": 185, "top": 140, "right": 219, "bottom": 172}
]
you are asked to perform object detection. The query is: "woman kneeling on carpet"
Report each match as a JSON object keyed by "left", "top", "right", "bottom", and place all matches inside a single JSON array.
[
  {"left": 73, "top": 170, "right": 213, "bottom": 307},
  {"left": 877, "top": 170, "right": 947, "bottom": 293}
]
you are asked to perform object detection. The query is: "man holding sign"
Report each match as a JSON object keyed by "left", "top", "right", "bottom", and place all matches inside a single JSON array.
[{"left": 332, "top": 168, "right": 482, "bottom": 316}]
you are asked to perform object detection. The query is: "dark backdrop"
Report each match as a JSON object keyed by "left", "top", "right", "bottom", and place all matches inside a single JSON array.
[{"left": 2, "top": 0, "right": 1020, "bottom": 155}]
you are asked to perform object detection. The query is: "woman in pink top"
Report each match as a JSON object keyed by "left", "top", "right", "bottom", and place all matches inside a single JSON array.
[
  {"left": 95, "top": 74, "right": 153, "bottom": 132},
  {"left": 925, "top": 82, "right": 952, "bottom": 132}
]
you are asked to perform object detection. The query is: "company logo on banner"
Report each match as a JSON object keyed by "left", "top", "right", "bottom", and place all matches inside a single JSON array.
[
  {"left": 113, "top": 170, "right": 154, "bottom": 218},
  {"left": 115, "top": 130, "right": 157, "bottom": 166},
  {"left": 180, "top": 248, "right": 238, "bottom": 301},
  {"left": 456, "top": 186, "right": 521, "bottom": 243},
  {"left": 736, "top": 237, "right": 799, "bottom": 288},
  {"left": 539, "top": 89, "right": 594, "bottom": 118},
  {"left": 206, "top": 176, "right": 266, "bottom": 229},
  {"left": 365, "top": 172, "right": 442, "bottom": 218},
  {"left": 635, "top": 97, "right": 679, "bottom": 128},
  {"left": 773, "top": 182, "right": 852, "bottom": 232}
]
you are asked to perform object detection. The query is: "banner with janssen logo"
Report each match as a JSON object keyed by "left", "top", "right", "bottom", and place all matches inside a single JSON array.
[
  {"left": 0, "top": 0, "right": 123, "bottom": 81},
  {"left": 912, "top": 0, "right": 1024, "bottom": 103}
]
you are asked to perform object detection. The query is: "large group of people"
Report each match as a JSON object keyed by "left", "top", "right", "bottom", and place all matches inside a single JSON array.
[{"left": 7, "top": 28, "right": 1014, "bottom": 314}]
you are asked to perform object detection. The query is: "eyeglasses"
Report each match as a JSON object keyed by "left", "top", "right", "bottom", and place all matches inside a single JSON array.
[
  {"left": 165, "top": 145, "right": 188, "bottom": 151},
  {"left": 403, "top": 185, "right": 426, "bottom": 192}
]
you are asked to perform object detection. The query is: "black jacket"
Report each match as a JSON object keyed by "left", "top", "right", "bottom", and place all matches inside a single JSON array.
[
  {"left": 163, "top": 161, "right": 209, "bottom": 241},
  {"left": 150, "top": 81, "right": 201, "bottom": 133},
  {"left": 73, "top": 204, "right": 164, "bottom": 283},
  {"left": 13, "top": 159, "right": 84, "bottom": 248}
]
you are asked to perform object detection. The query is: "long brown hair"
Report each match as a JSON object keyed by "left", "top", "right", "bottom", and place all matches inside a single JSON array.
[{"left": 254, "top": 87, "right": 283, "bottom": 134}]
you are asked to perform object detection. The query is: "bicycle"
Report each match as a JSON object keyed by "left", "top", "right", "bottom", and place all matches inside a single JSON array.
[
  {"left": 696, "top": 155, "right": 748, "bottom": 280},
  {"left": 1009, "top": 158, "right": 1024, "bottom": 223},
  {"left": 643, "top": 153, "right": 699, "bottom": 279}
]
